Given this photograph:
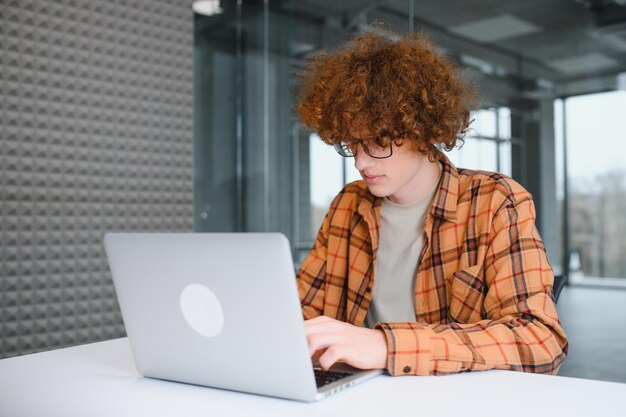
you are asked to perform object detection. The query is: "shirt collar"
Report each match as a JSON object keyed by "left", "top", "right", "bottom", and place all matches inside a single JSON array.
[{"left": 429, "top": 151, "right": 459, "bottom": 223}]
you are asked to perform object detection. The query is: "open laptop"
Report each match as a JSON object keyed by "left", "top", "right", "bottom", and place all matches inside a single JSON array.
[{"left": 103, "top": 233, "right": 382, "bottom": 402}]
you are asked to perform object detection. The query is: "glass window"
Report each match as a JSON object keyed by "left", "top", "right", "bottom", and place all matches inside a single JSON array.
[
  {"left": 308, "top": 133, "right": 365, "bottom": 238},
  {"left": 446, "top": 107, "right": 511, "bottom": 176},
  {"left": 346, "top": 160, "right": 361, "bottom": 184},
  {"left": 309, "top": 134, "right": 343, "bottom": 238},
  {"left": 447, "top": 137, "right": 498, "bottom": 172},
  {"left": 471, "top": 108, "right": 497, "bottom": 138},
  {"left": 557, "top": 91, "right": 626, "bottom": 280},
  {"left": 498, "top": 107, "right": 511, "bottom": 139}
]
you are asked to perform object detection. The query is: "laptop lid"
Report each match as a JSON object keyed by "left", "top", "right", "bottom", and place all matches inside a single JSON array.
[{"left": 104, "top": 232, "right": 320, "bottom": 402}]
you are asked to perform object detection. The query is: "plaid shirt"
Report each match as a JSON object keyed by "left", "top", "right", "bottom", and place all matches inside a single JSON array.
[{"left": 298, "top": 153, "right": 568, "bottom": 376}]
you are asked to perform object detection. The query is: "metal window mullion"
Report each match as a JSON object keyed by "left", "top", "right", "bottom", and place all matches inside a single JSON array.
[
  {"left": 495, "top": 107, "right": 501, "bottom": 173},
  {"left": 235, "top": 0, "right": 244, "bottom": 231},
  {"left": 263, "top": 0, "right": 270, "bottom": 231},
  {"left": 561, "top": 98, "right": 571, "bottom": 282},
  {"left": 408, "top": 0, "right": 414, "bottom": 34},
  {"left": 292, "top": 123, "right": 300, "bottom": 260}
]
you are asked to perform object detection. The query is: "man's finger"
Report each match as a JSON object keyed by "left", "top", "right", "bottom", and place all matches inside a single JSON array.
[
  {"left": 311, "top": 349, "right": 323, "bottom": 363},
  {"left": 304, "top": 316, "right": 333, "bottom": 331},
  {"left": 318, "top": 345, "right": 345, "bottom": 370},
  {"left": 304, "top": 317, "right": 344, "bottom": 336},
  {"left": 306, "top": 332, "right": 346, "bottom": 356}
]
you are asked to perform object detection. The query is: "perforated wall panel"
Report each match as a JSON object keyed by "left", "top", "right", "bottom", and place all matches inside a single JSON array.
[{"left": 0, "top": 0, "right": 194, "bottom": 358}]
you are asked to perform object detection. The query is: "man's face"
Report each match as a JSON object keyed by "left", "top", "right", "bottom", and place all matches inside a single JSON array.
[{"left": 353, "top": 140, "right": 431, "bottom": 205}]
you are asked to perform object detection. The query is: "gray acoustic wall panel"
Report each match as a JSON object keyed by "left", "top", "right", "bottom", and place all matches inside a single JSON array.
[{"left": 0, "top": 0, "right": 194, "bottom": 358}]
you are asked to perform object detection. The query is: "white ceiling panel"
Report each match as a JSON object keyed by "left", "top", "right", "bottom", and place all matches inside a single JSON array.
[
  {"left": 548, "top": 52, "right": 619, "bottom": 75},
  {"left": 448, "top": 13, "right": 542, "bottom": 43}
]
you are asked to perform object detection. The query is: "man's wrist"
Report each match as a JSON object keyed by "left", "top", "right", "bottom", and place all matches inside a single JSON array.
[{"left": 373, "top": 329, "right": 389, "bottom": 370}]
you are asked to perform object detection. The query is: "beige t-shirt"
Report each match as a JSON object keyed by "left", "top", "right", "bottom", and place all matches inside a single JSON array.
[{"left": 365, "top": 164, "right": 441, "bottom": 328}]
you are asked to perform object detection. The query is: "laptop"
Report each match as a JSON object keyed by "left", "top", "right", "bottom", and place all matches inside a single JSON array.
[{"left": 103, "top": 233, "right": 383, "bottom": 402}]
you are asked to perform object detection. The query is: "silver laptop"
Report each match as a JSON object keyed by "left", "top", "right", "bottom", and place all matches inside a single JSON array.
[{"left": 103, "top": 233, "right": 382, "bottom": 402}]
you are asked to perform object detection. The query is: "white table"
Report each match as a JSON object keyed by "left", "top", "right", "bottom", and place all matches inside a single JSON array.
[{"left": 1, "top": 338, "right": 624, "bottom": 417}]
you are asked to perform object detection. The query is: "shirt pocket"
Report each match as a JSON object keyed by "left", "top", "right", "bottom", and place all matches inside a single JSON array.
[{"left": 448, "top": 265, "right": 486, "bottom": 324}]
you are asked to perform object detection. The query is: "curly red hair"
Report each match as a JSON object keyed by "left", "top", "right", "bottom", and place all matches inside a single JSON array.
[{"left": 297, "top": 29, "right": 476, "bottom": 161}]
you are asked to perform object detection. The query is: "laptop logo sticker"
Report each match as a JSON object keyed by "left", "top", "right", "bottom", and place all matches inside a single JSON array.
[{"left": 180, "top": 284, "right": 225, "bottom": 337}]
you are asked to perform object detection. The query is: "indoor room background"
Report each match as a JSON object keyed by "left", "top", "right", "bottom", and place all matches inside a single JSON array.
[{"left": 2, "top": 0, "right": 626, "bottom": 384}]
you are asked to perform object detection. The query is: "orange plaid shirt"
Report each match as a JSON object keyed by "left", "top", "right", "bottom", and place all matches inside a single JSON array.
[{"left": 298, "top": 153, "right": 568, "bottom": 376}]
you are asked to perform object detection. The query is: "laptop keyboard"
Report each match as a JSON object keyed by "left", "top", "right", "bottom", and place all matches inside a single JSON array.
[{"left": 314, "top": 368, "right": 353, "bottom": 388}]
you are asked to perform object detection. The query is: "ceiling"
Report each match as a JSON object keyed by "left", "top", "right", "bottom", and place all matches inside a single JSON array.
[{"left": 274, "top": 0, "right": 626, "bottom": 98}]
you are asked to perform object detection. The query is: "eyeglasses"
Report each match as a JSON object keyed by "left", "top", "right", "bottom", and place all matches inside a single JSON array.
[{"left": 333, "top": 140, "right": 393, "bottom": 159}]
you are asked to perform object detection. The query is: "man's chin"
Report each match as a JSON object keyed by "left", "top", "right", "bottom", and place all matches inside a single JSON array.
[{"left": 365, "top": 184, "right": 391, "bottom": 198}]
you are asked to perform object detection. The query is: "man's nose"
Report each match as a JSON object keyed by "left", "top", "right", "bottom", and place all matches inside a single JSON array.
[{"left": 354, "top": 145, "right": 375, "bottom": 171}]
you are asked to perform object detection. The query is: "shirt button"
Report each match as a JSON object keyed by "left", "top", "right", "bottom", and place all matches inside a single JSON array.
[
  {"left": 403, "top": 366, "right": 411, "bottom": 374},
  {"left": 365, "top": 287, "right": 372, "bottom": 293}
]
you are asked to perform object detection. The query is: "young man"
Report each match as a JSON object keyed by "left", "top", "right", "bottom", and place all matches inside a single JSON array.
[{"left": 295, "top": 30, "right": 568, "bottom": 376}]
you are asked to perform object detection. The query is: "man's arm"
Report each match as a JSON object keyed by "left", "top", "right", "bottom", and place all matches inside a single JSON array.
[
  {"left": 375, "top": 190, "right": 568, "bottom": 375},
  {"left": 298, "top": 239, "right": 327, "bottom": 319},
  {"left": 297, "top": 195, "right": 335, "bottom": 320}
]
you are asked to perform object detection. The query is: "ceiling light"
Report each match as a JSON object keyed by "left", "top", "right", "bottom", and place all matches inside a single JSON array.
[{"left": 192, "top": 0, "right": 222, "bottom": 16}]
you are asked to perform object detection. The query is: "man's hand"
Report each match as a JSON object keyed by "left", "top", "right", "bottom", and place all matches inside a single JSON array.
[{"left": 304, "top": 316, "right": 388, "bottom": 371}]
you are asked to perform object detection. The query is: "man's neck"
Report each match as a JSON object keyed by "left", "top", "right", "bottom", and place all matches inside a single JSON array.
[{"left": 387, "top": 159, "right": 442, "bottom": 205}]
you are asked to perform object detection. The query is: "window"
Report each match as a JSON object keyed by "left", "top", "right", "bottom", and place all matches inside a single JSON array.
[
  {"left": 446, "top": 107, "right": 512, "bottom": 176},
  {"left": 556, "top": 92, "right": 626, "bottom": 280},
  {"left": 308, "top": 134, "right": 360, "bottom": 239}
]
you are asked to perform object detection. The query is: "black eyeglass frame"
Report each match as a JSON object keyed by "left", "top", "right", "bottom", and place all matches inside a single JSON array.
[{"left": 333, "top": 141, "right": 394, "bottom": 159}]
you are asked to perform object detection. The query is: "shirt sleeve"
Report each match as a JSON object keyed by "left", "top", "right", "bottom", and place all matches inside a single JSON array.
[
  {"left": 297, "top": 196, "right": 335, "bottom": 320},
  {"left": 375, "top": 191, "right": 569, "bottom": 376}
]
